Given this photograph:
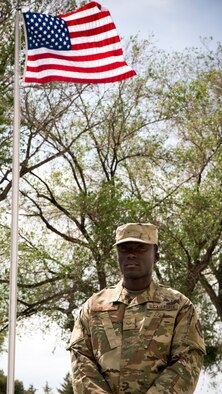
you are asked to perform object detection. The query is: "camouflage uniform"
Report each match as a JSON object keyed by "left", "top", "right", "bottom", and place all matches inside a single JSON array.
[{"left": 68, "top": 280, "right": 205, "bottom": 394}]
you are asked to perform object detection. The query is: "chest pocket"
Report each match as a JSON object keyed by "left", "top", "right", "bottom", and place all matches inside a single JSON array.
[
  {"left": 89, "top": 307, "right": 121, "bottom": 361},
  {"left": 136, "top": 304, "right": 178, "bottom": 359}
]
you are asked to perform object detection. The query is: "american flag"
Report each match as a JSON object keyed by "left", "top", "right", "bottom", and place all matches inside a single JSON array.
[{"left": 23, "top": 1, "right": 136, "bottom": 84}]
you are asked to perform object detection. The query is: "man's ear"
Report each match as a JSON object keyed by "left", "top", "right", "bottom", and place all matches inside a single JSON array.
[{"left": 154, "top": 252, "right": 159, "bottom": 264}]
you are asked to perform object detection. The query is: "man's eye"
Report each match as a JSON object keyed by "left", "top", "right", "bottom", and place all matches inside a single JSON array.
[
  {"left": 118, "top": 246, "right": 126, "bottom": 252},
  {"left": 137, "top": 245, "right": 150, "bottom": 252},
  {"left": 119, "top": 247, "right": 147, "bottom": 253},
  {"left": 138, "top": 247, "right": 147, "bottom": 252}
]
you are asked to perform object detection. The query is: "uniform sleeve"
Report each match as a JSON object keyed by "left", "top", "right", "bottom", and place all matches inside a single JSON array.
[
  {"left": 68, "top": 301, "right": 112, "bottom": 394},
  {"left": 146, "top": 300, "right": 206, "bottom": 394}
]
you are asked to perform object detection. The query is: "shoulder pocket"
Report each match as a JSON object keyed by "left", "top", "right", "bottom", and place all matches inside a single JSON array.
[
  {"left": 90, "top": 309, "right": 121, "bottom": 360},
  {"left": 100, "top": 311, "right": 121, "bottom": 349}
]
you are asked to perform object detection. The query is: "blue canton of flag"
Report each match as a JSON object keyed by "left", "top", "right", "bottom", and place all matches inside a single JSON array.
[{"left": 23, "top": 12, "right": 71, "bottom": 51}]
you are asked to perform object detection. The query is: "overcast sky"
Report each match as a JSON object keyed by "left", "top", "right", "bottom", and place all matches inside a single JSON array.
[
  {"left": 1, "top": 0, "right": 222, "bottom": 393},
  {"left": 102, "top": 0, "right": 221, "bottom": 50}
]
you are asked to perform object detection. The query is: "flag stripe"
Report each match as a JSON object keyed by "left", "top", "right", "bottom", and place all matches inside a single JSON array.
[
  {"left": 65, "top": 11, "right": 110, "bottom": 27},
  {"left": 23, "top": 1, "right": 136, "bottom": 84},
  {"left": 27, "top": 60, "right": 128, "bottom": 74},
  {"left": 59, "top": 1, "right": 102, "bottom": 20},
  {"left": 69, "top": 22, "right": 116, "bottom": 39},
  {"left": 24, "top": 67, "right": 136, "bottom": 83},
  {"left": 27, "top": 40, "right": 122, "bottom": 59},
  {"left": 60, "top": 7, "right": 100, "bottom": 22},
  {"left": 24, "top": 71, "right": 135, "bottom": 84},
  {"left": 70, "top": 29, "right": 118, "bottom": 46},
  {"left": 27, "top": 48, "right": 123, "bottom": 62},
  {"left": 27, "top": 54, "right": 125, "bottom": 69}
]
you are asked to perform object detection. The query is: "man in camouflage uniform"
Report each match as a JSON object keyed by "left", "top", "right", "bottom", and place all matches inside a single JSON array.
[{"left": 68, "top": 223, "right": 205, "bottom": 393}]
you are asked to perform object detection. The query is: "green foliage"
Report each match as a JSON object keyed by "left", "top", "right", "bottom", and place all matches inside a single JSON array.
[
  {"left": 43, "top": 381, "right": 53, "bottom": 393},
  {"left": 0, "top": 369, "right": 26, "bottom": 394},
  {"left": 24, "top": 385, "right": 37, "bottom": 394},
  {"left": 57, "top": 372, "right": 73, "bottom": 394}
]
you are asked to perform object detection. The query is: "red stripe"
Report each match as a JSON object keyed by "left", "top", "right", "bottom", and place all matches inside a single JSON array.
[
  {"left": 69, "top": 22, "right": 116, "bottom": 39},
  {"left": 26, "top": 61, "right": 128, "bottom": 74},
  {"left": 65, "top": 10, "right": 110, "bottom": 26},
  {"left": 59, "top": 2, "right": 101, "bottom": 18},
  {"left": 72, "top": 35, "right": 120, "bottom": 50},
  {"left": 28, "top": 48, "right": 123, "bottom": 62},
  {"left": 24, "top": 70, "right": 136, "bottom": 84}
]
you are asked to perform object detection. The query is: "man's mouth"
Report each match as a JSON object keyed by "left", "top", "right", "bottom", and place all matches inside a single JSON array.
[{"left": 124, "top": 262, "right": 139, "bottom": 268}]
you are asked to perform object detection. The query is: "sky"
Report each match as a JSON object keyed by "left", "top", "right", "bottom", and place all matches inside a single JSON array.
[
  {"left": 101, "top": 0, "right": 221, "bottom": 50},
  {"left": 1, "top": 0, "right": 222, "bottom": 393}
]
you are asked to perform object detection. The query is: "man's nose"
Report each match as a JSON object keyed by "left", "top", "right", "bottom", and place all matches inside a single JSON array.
[{"left": 127, "top": 251, "right": 136, "bottom": 258}]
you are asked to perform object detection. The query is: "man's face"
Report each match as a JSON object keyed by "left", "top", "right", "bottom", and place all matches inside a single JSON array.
[{"left": 117, "top": 241, "right": 158, "bottom": 282}]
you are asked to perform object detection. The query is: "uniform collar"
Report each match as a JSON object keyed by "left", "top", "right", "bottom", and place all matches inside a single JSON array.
[{"left": 110, "top": 279, "right": 162, "bottom": 304}]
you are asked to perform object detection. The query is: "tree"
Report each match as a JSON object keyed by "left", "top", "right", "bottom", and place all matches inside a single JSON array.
[
  {"left": 1, "top": 35, "right": 171, "bottom": 330},
  {"left": 43, "top": 381, "right": 53, "bottom": 393},
  {"left": 152, "top": 47, "right": 222, "bottom": 368},
  {"left": 0, "top": 369, "right": 26, "bottom": 394},
  {"left": 57, "top": 372, "right": 73, "bottom": 394},
  {"left": 0, "top": 370, "right": 8, "bottom": 394},
  {"left": 19, "top": 43, "right": 221, "bottom": 370},
  {"left": 24, "top": 385, "right": 37, "bottom": 394}
]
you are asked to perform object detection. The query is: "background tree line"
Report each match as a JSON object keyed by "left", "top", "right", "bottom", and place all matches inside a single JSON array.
[
  {"left": 0, "top": 0, "right": 222, "bottom": 380},
  {"left": 0, "top": 369, "right": 72, "bottom": 393}
]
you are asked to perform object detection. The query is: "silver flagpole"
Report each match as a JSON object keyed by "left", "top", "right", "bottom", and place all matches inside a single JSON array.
[{"left": 7, "top": 0, "right": 21, "bottom": 392}]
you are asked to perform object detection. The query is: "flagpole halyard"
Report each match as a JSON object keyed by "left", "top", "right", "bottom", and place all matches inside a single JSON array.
[{"left": 7, "top": 1, "right": 21, "bottom": 393}]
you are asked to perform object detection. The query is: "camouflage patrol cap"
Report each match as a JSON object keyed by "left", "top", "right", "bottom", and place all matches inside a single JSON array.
[{"left": 114, "top": 223, "right": 158, "bottom": 246}]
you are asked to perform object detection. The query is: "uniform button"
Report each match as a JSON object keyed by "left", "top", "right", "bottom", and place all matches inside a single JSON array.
[{"left": 144, "top": 345, "right": 148, "bottom": 349}]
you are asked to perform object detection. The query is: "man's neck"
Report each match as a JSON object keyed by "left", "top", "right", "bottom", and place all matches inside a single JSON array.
[{"left": 122, "top": 277, "right": 152, "bottom": 291}]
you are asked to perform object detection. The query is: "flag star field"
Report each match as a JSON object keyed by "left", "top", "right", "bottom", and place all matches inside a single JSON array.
[{"left": 24, "top": 13, "right": 71, "bottom": 51}]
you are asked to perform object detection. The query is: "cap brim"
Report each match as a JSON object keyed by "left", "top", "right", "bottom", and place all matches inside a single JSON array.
[{"left": 114, "top": 237, "right": 154, "bottom": 246}]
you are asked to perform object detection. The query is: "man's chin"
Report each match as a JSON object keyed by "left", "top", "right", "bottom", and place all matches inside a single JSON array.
[{"left": 123, "top": 271, "right": 143, "bottom": 279}]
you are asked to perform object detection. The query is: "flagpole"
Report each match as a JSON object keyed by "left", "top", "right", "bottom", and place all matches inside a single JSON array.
[{"left": 7, "top": 0, "right": 21, "bottom": 392}]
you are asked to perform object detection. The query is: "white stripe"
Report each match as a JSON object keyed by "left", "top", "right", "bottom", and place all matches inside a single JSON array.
[
  {"left": 62, "top": 5, "right": 102, "bottom": 22},
  {"left": 70, "top": 29, "right": 119, "bottom": 44},
  {"left": 67, "top": 16, "right": 112, "bottom": 32},
  {"left": 27, "top": 54, "right": 125, "bottom": 68},
  {"left": 27, "top": 42, "right": 122, "bottom": 58},
  {"left": 25, "top": 65, "right": 132, "bottom": 80}
]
